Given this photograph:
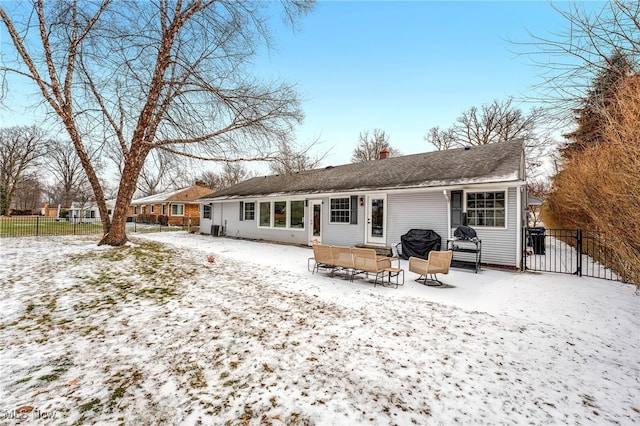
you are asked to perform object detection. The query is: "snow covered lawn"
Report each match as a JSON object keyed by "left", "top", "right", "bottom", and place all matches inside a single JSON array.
[{"left": 1, "top": 232, "right": 638, "bottom": 425}]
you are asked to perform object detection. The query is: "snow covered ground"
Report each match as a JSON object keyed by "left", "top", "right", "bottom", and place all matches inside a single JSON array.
[{"left": 0, "top": 232, "right": 638, "bottom": 425}]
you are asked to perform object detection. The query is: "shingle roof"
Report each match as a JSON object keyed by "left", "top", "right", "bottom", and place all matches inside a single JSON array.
[
  {"left": 203, "top": 140, "right": 524, "bottom": 200},
  {"left": 132, "top": 184, "right": 214, "bottom": 205}
]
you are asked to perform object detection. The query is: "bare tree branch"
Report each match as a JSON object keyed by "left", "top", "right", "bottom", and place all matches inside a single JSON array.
[{"left": 0, "top": 0, "right": 315, "bottom": 245}]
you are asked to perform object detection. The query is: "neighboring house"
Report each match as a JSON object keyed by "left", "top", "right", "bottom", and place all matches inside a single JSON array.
[
  {"left": 41, "top": 201, "right": 114, "bottom": 222},
  {"left": 69, "top": 201, "right": 100, "bottom": 222},
  {"left": 198, "top": 141, "right": 528, "bottom": 268},
  {"left": 130, "top": 182, "right": 214, "bottom": 226},
  {"left": 527, "top": 195, "right": 544, "bottom": 227},
  {"left": 41, "top": 203, "right": 69, "bottom": 218}
]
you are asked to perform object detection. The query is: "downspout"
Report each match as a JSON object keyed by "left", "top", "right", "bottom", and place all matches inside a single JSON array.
[
  {"left": 516, "top": 187, "right": 523, "bottom": 270},
  {"left": 443, "top": 189, "right": 451, "bottom": 240}
]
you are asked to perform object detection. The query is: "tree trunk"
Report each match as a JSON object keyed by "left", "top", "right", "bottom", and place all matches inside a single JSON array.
[
  {"left": 99, "top": 204, "right": 128, "bottom": 246},
  {"left": 98, "top": 144, "right": 149, "bottom": 246}
]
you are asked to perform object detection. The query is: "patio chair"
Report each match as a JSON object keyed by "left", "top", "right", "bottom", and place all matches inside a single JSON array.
[
  {"left": 309, "top": 243, "right": 335, "bottom": 275},
  {"left": 408, "top": 250, "right": 453, "bottom": 286},
  {"left": 331, "top": 245, "right": 355, "bottom": 277},
  {"left": 351, "top": 247, "right": 392, "bottom": 285}
]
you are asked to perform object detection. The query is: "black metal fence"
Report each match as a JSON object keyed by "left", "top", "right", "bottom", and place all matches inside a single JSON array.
[
  {"left": 522, "top": 227, "right": 630, "bottom": 282},
  {"left": 0, "top": 216, "right": 197, "bottom": 238}
]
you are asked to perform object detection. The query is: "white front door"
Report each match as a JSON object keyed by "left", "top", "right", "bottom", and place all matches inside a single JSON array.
[
  {"left": 366, "top": 194, "right": 387, "bottom": 245},
  {"left": 308, "top": 200, "right": 322, "bottom": 245}
]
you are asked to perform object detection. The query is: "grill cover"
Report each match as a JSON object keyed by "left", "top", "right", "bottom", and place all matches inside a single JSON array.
[
  {"left": 453, "top": 225, "right": 477, "bottom": 240},
  {"left": 399, "top": 229, "right": 441, "bottom": 260}
]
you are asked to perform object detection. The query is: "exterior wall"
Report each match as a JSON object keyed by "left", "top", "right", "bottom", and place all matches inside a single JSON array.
[
  {"left": 130, "top": 202, "right": 200, "bottom": 226},
  {"left": 321, "top": 196, "right": 364, "bottom": 246},
  {"left": 386, "top": 191, "right": 450, "bottom": 252},
  {"left": 199, "top": 185, "right": 523, "bottom": 267},
  {"left": 201, "top": 201, "right": 306, "bottom": 245},
  {"left": 449, "top": 186, "right": 519, "bottom": 267},
  {"left": 469, "top": 186, "right": 518, "bottom": 267}
]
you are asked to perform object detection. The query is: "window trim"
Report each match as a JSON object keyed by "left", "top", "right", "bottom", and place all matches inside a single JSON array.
[
  {"left": 289, "top": 200, "right": 305, "bottom": 229},
  {"left": 256, "top": 199, "right": 305, "bottom": 231},
  {"left": 329, "top": 197, "right": 351, "bottom": 224},
  {"left": 258, "top": 201, "right": 271, "bottom": 228},
  {"left": 171, "top": 203, "right": 185, "bottom": 217},
  {"left": 465, "top": 190, "right": 507, "bottom": 229},
  {"left": 243, "top": 201, "right": 255, "bottom": 221},
  {"left": 203, "top": 204, "right": 212, "bottom": 219}
]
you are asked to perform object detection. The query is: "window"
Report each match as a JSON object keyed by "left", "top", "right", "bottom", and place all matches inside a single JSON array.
[
  {"left": 171, "top": 204, "right": 185, "bottom": 216},
  {"left": 290, "top": 201, "right": 304, "bottom": 229},
  {"left": 141, "top": 206, "right": 146, "bottom": 214},
  {"left": 330, "top": 197, "right": 350, "bottom": 223},
  {"left": 151, "top": 205, "right": 155, "bottom": 214},
  {"left": 451, "top": 190, "right": 463, "bottom": 227},
  {"left": 161, "top": 204, "right": 166, "bottom": 215},
  {"left": 274, "top": 201, "right": 287, "bottom": 228},
  {"left": 244, "top": 202, "right": 255, "bottom": 221},
  {"left": 257, "top": 200, "right": 305, "bottom": 229},
  {"left": 133, "top": 206, "right": 138, "bottom": 215},
  {"left": 467, "top": 191, "right": 505, "bottom": 227},
  {"left": 259, "top": 202, "right": 271, "bottom": 227},
  {"left": 203, "top": 204, "right": 212, "bottom": 219}
]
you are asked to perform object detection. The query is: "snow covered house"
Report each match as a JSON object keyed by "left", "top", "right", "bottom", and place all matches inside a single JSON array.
[{"left": 198, "top": 141, "right": 528, "bottom": 268}]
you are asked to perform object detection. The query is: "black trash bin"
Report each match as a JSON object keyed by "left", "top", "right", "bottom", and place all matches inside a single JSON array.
[
  {"left": 211, "top": 225, "right": 220, "bottom": 236},
  {"left": 529, "top": 227, "right": 546, "bottom": 255}
]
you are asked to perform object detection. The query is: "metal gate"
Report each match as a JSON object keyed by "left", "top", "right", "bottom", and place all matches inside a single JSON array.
[{"left": 522, "top": 227, "right": 628, "bottom": 282}]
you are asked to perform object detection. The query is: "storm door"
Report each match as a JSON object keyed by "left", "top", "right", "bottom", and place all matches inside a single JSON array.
[{"left": 366, "top": 194, "right": 386, "bottom": 245}]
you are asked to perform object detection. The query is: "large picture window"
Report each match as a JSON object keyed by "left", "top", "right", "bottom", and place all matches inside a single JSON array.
[
  {"left": 290, "top": 201, "right": 304, "bottom": 229},
  {"left": 330, "top": 197, "right": 350, "bottom": 223},
  {"left": 274, "top": 201, "right": 287, "bottom": 228},
  {"left": 259, "top": 202, "right": 271, "bottom": 227},
  {"left": 257, "top": 200, "right": 305, "bottom": 230},
  {"left": 466, "top": 191, "right": 505, "bottom": 227}
]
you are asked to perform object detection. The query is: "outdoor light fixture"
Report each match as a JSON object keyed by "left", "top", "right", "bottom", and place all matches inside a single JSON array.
[{"left": 359, "top": 197, "right": 364, "bottom": 206}]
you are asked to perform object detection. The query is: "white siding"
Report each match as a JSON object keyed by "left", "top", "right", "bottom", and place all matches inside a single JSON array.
[
  {"left": 208, "top": 201, "right": 307, "bottom": 245},
  {"left": 457, "top": 187, "right": 519, "bottom": 267},
  {"left": 200, "top": 185, "right": 522, "bottom": 267},
  {"left": 387, "top": 192, "right": 449, "bottom": 251},
  {"left": 322, "top": 196, "right": 365, "bottom": 246}
]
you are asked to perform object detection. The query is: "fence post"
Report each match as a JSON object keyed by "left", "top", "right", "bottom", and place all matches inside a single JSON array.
[
  {"left": 521, "top": 226, "right": 527, "bottom": 271},
  {"left": 36, "top": 215, "right": 39, "bottom": 237},
  {"left": 576, "top": 229, "right": 583, "bottom": 277}
]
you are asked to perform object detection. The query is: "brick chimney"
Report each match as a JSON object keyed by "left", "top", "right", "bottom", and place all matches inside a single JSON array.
[{"left": 379, "top": 149, "right": 389, "bottom": 159}]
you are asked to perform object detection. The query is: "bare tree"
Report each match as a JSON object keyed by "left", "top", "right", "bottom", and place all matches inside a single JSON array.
[
  {"left": 199, "top": 163, "right": 252, "bottom": 192},
  {"left": 424, "top": 98, "right": 553, "bottom": 180},
  {"left": 427, "top": 98, "right": 547, "bottom": 147},
  {"left": 269, "top": 139, "right": 326, "bottom": 175},
  {"left": 351, "top": 129, "right": 400, "bottom": 163},
  {"left": 0, "top": 126, "right": 48, "bottom": 215},
  {"left": 137, "top": 150, "right": 182, "bottom": 197},
  {"left": 520, "top": 0, "right": 639, "bottom": 124},
  {"left": 425, "top": 126, "right": 456, "bottom": 151},
  {"left": 0, "top": 1, "right": 313, "bottom": 245},
  {"left": 45, "top": 139, "right": 90, "bottom": 206},
  {"left": 12, "top": 173, "right": 44, "bottom": 213},
  {"left": 526, "top": 178, "right": 551, "bottom": 227}
]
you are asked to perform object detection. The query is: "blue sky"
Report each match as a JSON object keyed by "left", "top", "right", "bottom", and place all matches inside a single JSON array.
[
  {"left": 255, "top": 0, "right": 592, "bottom": 166},
  {"left": 1, "top": 1, "right": 603, "bottom": 171}
]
